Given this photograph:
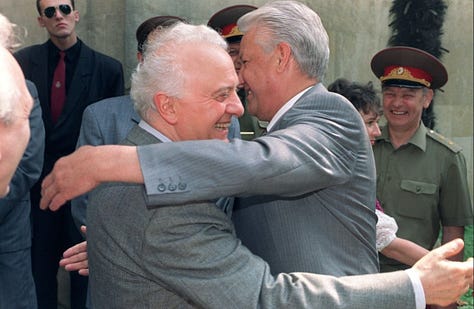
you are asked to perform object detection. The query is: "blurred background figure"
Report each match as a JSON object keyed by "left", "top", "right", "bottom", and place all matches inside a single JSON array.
[
  {"left": 0, "top": 12, "right": 45, "bottom": 308},
  {"left": 14, "top": 0, "right": 124, "bottom": 307}
]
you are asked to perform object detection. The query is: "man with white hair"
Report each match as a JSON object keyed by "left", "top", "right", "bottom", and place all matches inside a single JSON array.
[{"left": 0, "top": 13, "right": 45, "bottom": 308}]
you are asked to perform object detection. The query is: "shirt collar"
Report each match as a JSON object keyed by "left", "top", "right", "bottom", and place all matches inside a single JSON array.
[
  {"left": 47, "top": 39, "right": 81, "bottom": 59},
  {"left": 266, "top": 85, "right": 314, "bottom": 132},
  {"left": 138, "top": 120, "right": 172, "bottom": 143},
  {"left": 377, "top": 121, "right": 427, "bottom": 151}
]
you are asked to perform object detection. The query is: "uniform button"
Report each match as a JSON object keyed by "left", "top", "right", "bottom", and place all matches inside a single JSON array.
[
  {"left": 178, "top": 182, "right": 187, "bottom": 191},
  {"left": 168, "top": 183, "right": 177, "bottom": 191},
  {"left": 157, "top": 183, "right": 166, "bottom": 192},
  {"left": 416, "top": 186, "right": 421, "bottom": 193}
]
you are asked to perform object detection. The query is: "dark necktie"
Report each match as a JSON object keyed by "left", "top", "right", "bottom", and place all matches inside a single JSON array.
[{"left": 51, "top": 51, "right": 66, "bottom": 123}]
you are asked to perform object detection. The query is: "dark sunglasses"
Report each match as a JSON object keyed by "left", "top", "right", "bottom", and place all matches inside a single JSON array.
[{"left": 43, "top": 4, "right": 72, "bottom": 19}]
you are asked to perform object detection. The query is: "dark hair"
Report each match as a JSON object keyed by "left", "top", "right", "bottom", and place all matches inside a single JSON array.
[
  {"left": 328, "top": 78, "right": 382, "bottom": 116},
  {"left": 36, "top": 0, "right": 75, "bottom": 15},
  {"left": 136, "top": 16, "right": 185, "bottom": 54}
]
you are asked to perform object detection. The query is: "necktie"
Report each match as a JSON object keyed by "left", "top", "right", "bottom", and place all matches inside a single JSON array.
[{"left": 51, "top": 51, "right": 66, "bottom": 123}]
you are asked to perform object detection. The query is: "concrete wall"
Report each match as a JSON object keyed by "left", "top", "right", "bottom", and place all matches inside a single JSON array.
[{"left": 1, "top": 0, "right": 472, "bottom": 196}]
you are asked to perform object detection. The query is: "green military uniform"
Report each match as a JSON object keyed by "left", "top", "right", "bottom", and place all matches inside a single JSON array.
[
  {"left": 373, "top": 122, "right": 473, "bottom": 272},
  {"left": 237, "top": 89, "right": 267, "bottom": 140}
]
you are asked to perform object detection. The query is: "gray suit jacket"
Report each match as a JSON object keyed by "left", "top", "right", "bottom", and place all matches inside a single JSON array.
[
  {"left": 71, "top": 95, "right": 139, "bottom": 229},
  {"left": 137, "top": 83, "right": 378, "bottom": 276},
  {"left": 88, "top": 125, "right": 415, "bottom": 308}
]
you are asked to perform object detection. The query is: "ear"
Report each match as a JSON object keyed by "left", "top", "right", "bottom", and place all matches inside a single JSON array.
[
  {"left": 153, "top": 93, "right": 178, "bottom": 124},
  {"left": 73, "top": 10, "right": 80, "bottom": 22},
  {"left": 422, "top": 88, "right": 434, "bottom": 109},
  {"left": 136, "top": 52, "right": 143, "bottom": 63},
  {"left": 37, "top": 16, "right": 46, "bottom": 28},
  {"left": 275, "top": 42, "right": 292, "bottom": 73}
]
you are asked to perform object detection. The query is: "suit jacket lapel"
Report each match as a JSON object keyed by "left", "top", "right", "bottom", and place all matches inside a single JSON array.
[
  {"left": 124, "top": 125, "right": 162, "bottom": 146},
  {"left": 270, "top": 83, "right": 326, "bottom": 132},
  {"left": 30, "top": 44, "right": 51, "bottom": 122}
]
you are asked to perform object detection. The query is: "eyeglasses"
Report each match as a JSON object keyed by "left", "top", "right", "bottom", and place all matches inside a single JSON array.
[{"left": 43, "top": 4, "right": 72, "bottom": 19}]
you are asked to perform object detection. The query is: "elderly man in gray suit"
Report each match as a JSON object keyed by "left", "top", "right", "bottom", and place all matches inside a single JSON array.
[
  {"left": 61, "top": 16, "right": 241, "bottom": 275},
  {"left": 42, "top": 1, "right": 473, "bottom": 307}
]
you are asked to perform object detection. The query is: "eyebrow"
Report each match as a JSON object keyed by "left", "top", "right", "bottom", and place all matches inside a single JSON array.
[{"left": 211, "top": 86, "right": 235, "bottom": 97}]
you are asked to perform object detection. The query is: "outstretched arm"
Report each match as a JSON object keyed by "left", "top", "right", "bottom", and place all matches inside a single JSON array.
[
  {"left": 41, "top": 145, "right": 141, "bottom": 210},
  {"left": 381, "top": 237, "right": 429, "bottom": 266}
]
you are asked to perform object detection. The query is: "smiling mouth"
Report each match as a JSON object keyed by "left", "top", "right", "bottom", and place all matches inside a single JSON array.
[
  {"left": 215, "top": 123, "right": 230, "bottom": 130},
  {"left": 391, "top": 110, "right": 407, "bottom": 115}
]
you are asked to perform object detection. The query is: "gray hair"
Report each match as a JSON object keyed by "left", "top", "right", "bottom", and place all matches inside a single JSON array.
[
  {"left": 130, "top": 22, "right": 227, "bottom": 120},
  {"left": 238, "top": 0, "right": 329, "bottom": 79},
  {"left": 0, "top": 13, "right": 18, "bottom": 51}
]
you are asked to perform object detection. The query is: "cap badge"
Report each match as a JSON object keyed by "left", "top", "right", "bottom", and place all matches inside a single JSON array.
[{"left": 380, "top": 65, "right": 431, "bottom": 88}]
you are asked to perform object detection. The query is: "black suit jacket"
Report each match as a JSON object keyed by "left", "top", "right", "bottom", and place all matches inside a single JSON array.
[{"left": 14, "top": 40, "right": 124, "bottom": 175}]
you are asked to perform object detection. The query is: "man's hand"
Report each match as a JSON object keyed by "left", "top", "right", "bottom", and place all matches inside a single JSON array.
[
  {"left": 413, "top": 239, "right": 473, "bottom": 306},
  {"left": 41, "top": 144, "right": 142, "bottom": 211},
  {"left": 41, "top": 145, "right": 99, "bottom": 211},
  {"left": 60, "top": 226, "right": 89, "bottom": 276}
]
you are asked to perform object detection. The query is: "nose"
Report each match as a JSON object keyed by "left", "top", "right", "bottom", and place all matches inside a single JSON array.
[
  {"left": 373, "top": 122, "right": 382, "bottom": 137},
  {"left": 238, "top": 67, "right": 245, "bottom": 87},
  {"left": 227, "top": 91, "right": 244, "bottom": 117},
  {"left": 234, "top": 58, "right": 242, "bottom": 72},
  {"left": 53, "top": 7, "right": 66, "bottom": 18}
]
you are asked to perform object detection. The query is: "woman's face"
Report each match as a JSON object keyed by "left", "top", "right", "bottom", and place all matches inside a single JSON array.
[{"left": 360, "top": 110, "right": 381, "bottom": 145}]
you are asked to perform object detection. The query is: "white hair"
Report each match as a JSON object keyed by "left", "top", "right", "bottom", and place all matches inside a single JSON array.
[
  {"left": 130, "top": 22, "right": 227, "bottom": 120},
  {"left": 238, "top": 0, "right": 329, "bottom": 79},
  {"left": 0, "top": 14, "right": 19, "bottom": 124}
]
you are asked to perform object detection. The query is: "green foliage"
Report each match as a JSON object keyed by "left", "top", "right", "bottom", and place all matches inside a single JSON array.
[{"left": 459, "top": 225, "right": 473, "bottom": 308}]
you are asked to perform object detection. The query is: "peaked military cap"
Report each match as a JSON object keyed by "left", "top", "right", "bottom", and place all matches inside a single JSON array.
[
  {"left": 371, "top": 46, "right": 448, "bottom": 89},
  {"left": 207, "top": 4, "right": 257, "bottom": 43}
]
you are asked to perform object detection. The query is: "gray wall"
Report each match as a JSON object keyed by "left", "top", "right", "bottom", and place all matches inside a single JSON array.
[{"left": 1, "top": 0, "right": 472, "bottom": 196}]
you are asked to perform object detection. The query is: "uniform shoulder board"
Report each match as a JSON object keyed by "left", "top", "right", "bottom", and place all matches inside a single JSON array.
[{"left": 427, "top": 130, "right": 462, "bottom": 153}]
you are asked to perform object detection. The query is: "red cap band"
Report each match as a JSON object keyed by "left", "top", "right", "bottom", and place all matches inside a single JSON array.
[
  {"left": 220, "top": 23, "right": 243, "bottom": 39},
  {"left": 380, "top": 65, "right": 432, "bottom": 88}
]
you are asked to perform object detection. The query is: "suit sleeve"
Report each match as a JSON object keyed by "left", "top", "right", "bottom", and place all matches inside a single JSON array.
[
  {"left": 140, "top": 203, "right": 416, "bottom": 308},
  {"left": 138, "top": 94, "right": 367, "bottom": 205}
]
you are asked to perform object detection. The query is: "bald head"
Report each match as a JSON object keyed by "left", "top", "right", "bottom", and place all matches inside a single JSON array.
[
  {"left": 0, "top": 47, "right": 31, "bottom": 124},
  {"left": 0, "top": 13, "right": 17, "bottom": 52}
]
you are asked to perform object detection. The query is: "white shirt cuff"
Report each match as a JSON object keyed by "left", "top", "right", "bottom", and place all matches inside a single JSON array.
[{"left": 405, "top": 268, "right": 426, "bottom": 309}]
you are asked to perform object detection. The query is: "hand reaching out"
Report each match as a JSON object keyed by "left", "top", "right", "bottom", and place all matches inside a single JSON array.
[
  {"left": 413, "top": 238, "right": 473, "bottom": 306},
  {"left": 60, "top": 226, "right": 89, "bottom": 276}
]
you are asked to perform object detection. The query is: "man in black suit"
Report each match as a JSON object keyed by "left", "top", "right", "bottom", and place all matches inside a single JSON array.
[{"left": 14, "top": 0, "right": 124, "bottom": 307}]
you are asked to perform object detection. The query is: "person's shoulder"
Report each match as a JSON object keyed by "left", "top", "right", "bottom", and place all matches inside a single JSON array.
[
  {"left": 87, "top": 45, "right": 121, "bottom": 64},
  {"left": 80, "top": 41, "right": 122, "bottom": 67},
  {"left": 25, "top": 79, "right": 37, "bottom": 92},
  {"left": 426, "top": 129, "right": 462, "bottom": 154},
  {"left": 14, "top": 43, "right": 46, "bottom": 59},
  {"left": 84, "top": 95, "right": 133, "bottom": 115}
]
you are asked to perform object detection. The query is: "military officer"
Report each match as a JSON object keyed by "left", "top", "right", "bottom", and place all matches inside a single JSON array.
[{"left": 371, "top": 46, "right": 472, "bottom": 280}]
